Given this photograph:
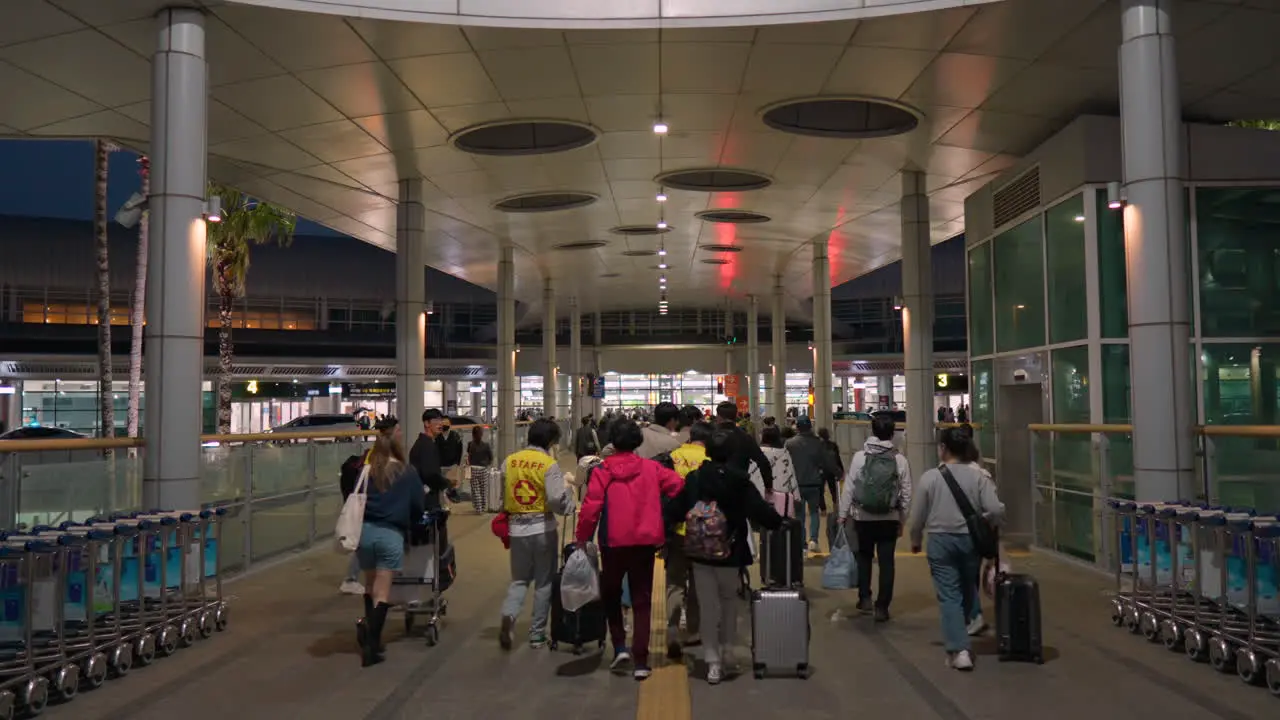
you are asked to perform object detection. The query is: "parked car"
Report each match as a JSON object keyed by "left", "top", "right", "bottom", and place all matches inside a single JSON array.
[
  {"left": 0, "top": 426, "right": 87, "bottom": 441},
  {"left": 268, "top": 414, "right": 359, "bottom": 440}
]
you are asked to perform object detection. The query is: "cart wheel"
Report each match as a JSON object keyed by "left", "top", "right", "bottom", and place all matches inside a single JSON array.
[
  {"left": 51, "top": 665, "right": 78, "bottom": 703},
  {"left": 180, "top": 623, "right": 197, "bottom": 648},
  {"left": 158, "top": 626, "right": 179, "bottom": 657},
  {"left": 425, "top": 625, "right": 439, "bottom": 647},
  {"left": 82, "top": 654, "right": 108, "bottom": 690},
  {"left": 753, "top": 669, "right": 765, "bottom": 680},
  {"left": 0, "top": 689, "right": 13, "bottom": 720},
  {"left": 404, "top": 615, "right": 415, "bottom": 636},
  {"left": 199, "top": 619, "right": 215, "bottom": 639},
  {"left": 1265, "top": 658, "right": 1280, "bottom": 697},
  {"left": 797, "top": 664, "right": 811, "bottom": 679},
  {"left": 1160, "top": 623, "right": 1184, "bottom": 652},
  {"left": 1237, "top": 649, "right": 1265, "bottom": 686},
  {"left": 135, "top": 635, "right": 157, "bottom": 666},
  {"left": 1139, "top": 613, "right": 1160, "bottom": 642},
  {"left": 1032, "top": 654, "right": 1045, "bottom": 665},
  {"left": 549, "top": 641, "right": 558, "bottom": 651},
  {"left": 110, "top": 652, "right": 132, "bottom": 679},
  {"left": 1208, "top": 639, "right": 1236, "bottom": 673},
  {"left": 21, "top": 678, "right": 47, "bottom": 717},
  {"left": 572, "top": 644, "right": 583, "bottom": 656},
  {"left": 1109, "top": 599, "right": 1126, "bottom": 627},
  {"left": 215, "top": 603, "right": 229, "bottom": 631}
]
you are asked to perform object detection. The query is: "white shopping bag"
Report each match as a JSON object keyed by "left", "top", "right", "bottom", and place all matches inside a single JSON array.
[
  {"left": 560, "top": 545, "right": 600, "bottom": 612},
  {"left": 334, "top": 465, "right": 369, "bottom": 554}
]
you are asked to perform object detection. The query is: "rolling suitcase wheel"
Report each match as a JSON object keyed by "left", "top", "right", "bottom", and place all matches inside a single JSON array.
[
  {"left": 425, "top": 625, "right": 439, "bottom": 647},
  {"left": 82, "top": 653, "right": 108, "bottom": 690},
  {"left": 21, "top": 678, "right": 47, "bottom": 717},
  {"left": 135, "top": 634, "right": 157, "bottom": 666},
  {"left": 1236, "top": 648, "right": 1265, "bottom": 686},
  {"left": 1265, "top": 657, "right": 1280, "bottom": 697},
  {"left": 753, "top": 663, "right": 765, "bottom": 680},
  {"left": 51, "top": 664, "right": 79, "bottom": 703},
  {"left": 797, "top": 663, "right": 811, "bottom": 679},
  {"left": 1208, "top": 637, "right": 1236, "bottom": 673}
]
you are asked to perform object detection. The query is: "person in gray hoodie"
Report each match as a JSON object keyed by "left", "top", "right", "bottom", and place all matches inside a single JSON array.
[
  {"left": 907, "top": 424, "right": 1005, "bottom": 672},
  {"left": 838, "top": 413, "right": 912, "bottom": 622},
  {"left": 635, "top": 401, "right": 682, "bottom": 460},
  {"left": 784, "top": 416, "right": 843, "bottom": 552}
]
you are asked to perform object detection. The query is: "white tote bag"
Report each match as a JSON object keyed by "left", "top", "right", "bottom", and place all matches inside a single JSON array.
[{"left": 334, "top": 465, "right": 369, "bottom": 554}]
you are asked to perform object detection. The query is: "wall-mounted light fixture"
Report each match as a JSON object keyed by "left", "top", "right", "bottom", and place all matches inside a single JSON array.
[
  {"left": 204, "top": 195, "right": 223, "bottom": 223},
  {"left": 1106, "top": 181, "right": 1125, "bottom": 210}
]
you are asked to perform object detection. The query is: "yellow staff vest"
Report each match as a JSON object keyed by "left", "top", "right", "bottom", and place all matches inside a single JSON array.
[
  {"left": 504, "top": 449, "right": 553, "bottom": 514},
  {"left": 669, "top": 444, "right": 708, "bottom": 536}
]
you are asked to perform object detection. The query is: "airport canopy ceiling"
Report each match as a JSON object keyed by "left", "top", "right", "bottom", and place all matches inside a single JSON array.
[{"left": 1, "top": 0, "right": 1279, "bottom": 311}]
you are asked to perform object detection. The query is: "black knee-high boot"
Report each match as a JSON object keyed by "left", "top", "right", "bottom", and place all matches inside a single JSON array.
[{"left": 362, "top": 602, "right": 390, "bottom": 667}]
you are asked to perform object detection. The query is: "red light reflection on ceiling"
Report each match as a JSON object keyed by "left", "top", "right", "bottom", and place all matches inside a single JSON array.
[
  {"left": 716, "top": 222, "right": 737, "bottom": 291},
  {"left": 825, "top": 205, "right": 848, "bottom": 287}
]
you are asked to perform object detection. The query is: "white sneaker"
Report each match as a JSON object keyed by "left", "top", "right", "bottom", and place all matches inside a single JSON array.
[
  {"left": 948, "top": 650, "right": 975, "bottom": 671},
  {"left": 610, "top": 650, "right": 633, "bottom": 672},
  {"left": 807, "top": 540, "right": 818, "bottom": 553},
  {"left": 339, "top": 580, "right": 365, "bottom": 595},
  {"left": 706, "top": 662, "right": 723, "bottom": 685},
  {"left": 967, "top": 615, "right": 989, "bottom": 637}
]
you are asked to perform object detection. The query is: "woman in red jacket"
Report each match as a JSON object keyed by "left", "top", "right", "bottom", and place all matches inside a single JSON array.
[{"left": 576, "top": 419, "right": 684, "bottom": 680}]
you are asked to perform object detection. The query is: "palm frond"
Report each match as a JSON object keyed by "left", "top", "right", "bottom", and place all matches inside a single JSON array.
[{"left": 206, "top": 181, "right": 297, "bottom": 296}]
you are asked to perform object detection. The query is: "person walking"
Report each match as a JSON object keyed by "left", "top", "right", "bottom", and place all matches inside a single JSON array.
[
  {"left": 575, "top": 419, "right": 684, "bottom": 680},
  {"left": 908, "top": 425, "right": 1005, "bottom": 671},
  {"left": 665, "top": 429, "right": 784, "bottom": 684},
  {"left": 497, "top": 419, "right": 575, "bottom": 650},
  {"left": 839, "top": 412, "right": 912, "bottom": 622},
  {"left": 662, "top": 420, "right": 712, "bottom": 659},
  {"left": 785, "top": 417, "right": 842, "bottom": 552},
  {"left": 353, "top": 417, "right": 426, "bottom": 667}
]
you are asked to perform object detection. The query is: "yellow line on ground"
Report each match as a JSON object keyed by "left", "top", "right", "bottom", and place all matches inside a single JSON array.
[{"left": 636, "top": 557, "right": 692, "bottom": 720}]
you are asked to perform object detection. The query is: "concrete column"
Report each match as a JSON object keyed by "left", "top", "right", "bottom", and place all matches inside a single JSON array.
[
  {"left": 812, "top": 241, "right": 833, "bottom": 430},
  {"left": 1120, "top": 0, "right": 1195, "bottom": 501},
  {"left": 542, "top": 279, "right": 556, "bottom": 419},
  {"left": 747, "top": 295, "right": 760, "bottom": 419},
  {"left": 143, "top": 7, "right": 207, "bottom": 510},
  {"left": 771, "top": 275, "right": 786, "bottom": 419},
  {"left": 877, "top": 376, "right": 894, "bottom": 408},
  {"left": 484, "top": 380, "right": 494, "bottom": 422},
  {"left": 394, "top": 178, "right": 426, "bottom": 430},
  {"left": 901, "top": 169, "right": 935, "bottom": 482},
  {"left": 592, "top": 312, "right": 603, "bottom": 418},
  {"left": 723, "top": 306, "right": 734, "bottom": 379},
  {"left": 569, "top": 297, "right": 582, "bottom": 426},
  {"left": 497, "top": 246, "right": 517, "bottom": 459},
  {"left": 840, "top": 375, "right": 849, "bottom": 411}
]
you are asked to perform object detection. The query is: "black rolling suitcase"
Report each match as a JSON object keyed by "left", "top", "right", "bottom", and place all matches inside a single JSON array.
[
  {"left": 995, "top": 572, "right": 1044, "bottom": 664},
  {"left": 759, "top": 518, "right": 804, "bottom": 589},
  {"left": 549, "top": 505, "right": 606, "bottom": 654}
]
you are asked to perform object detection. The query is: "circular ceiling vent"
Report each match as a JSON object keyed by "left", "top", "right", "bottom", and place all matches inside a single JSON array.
[
  {"left": 553, "top": 241, "right": 607, "bottom": 251},
  {"left": 700, "top": 258, "right": 730, "bottom": 265},
  {"left": 699, "top": 244, "right": 743, "bottom": 253},
  {"left": 620, "top": 250, "right": 657, "bottom": 257},
  {"left": 696, "top": 210, "right": 771, "bottom": 224},
  {"left": 759, "top": 97, "right": 921, "bottom": 139},
  {"left": 610, "top": 225, "right": 672, "bottom": 236},
  {"left": 451, "top": 119, "right": 598, "bottom": 156},
  {"left": 655, "top": 168, "right": 772, "bottom": 193},
  {"left": 493, "top": 191, "right": 597, "bottom": 213}
]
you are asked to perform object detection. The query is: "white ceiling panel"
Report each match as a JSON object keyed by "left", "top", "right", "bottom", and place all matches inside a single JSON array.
[{"left": 8, "top": 0, "right": 1280, "bottom": 310}]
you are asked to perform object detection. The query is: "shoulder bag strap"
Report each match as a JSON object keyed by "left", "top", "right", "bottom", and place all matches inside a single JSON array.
[
  {"left": 938, "top": 464, "right": 979, "bottom": 522},
  {"left": 355, "top": 464, "right": 370, "bottom": 497}
]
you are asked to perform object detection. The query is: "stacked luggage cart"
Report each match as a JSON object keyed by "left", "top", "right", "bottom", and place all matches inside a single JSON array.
[
  {"left": 0, "top": 508, "right": 230, "bottom": 717},
  {"left": 1107, "top": 500, "right": 1280, "bottom": 697}
]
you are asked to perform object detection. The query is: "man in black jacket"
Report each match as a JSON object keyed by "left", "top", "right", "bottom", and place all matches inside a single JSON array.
[
  {"left": 410, "top": 409, "right": 451, "bottom": 509},
  {"left": 712, "top": 401, "right": 773, "bottom": 493}
]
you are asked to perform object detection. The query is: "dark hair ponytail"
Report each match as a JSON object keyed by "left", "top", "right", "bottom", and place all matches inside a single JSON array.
[{"left": 939, "top": 423, "right": 980, "bottom": 464}]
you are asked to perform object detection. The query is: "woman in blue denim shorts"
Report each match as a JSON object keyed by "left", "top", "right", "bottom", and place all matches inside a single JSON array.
[{"left": 355, "top": 417, "right": 426, "bottom": 667}]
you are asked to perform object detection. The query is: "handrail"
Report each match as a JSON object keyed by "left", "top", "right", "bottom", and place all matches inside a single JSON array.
[
  {"left": 834, "top": 419, "right": 983, "bottom": 429},
  {"left": 1198, "top": 425, "right": 1280, "bottom": 438},
  {"left": 0, "top": 437, "right": 145, "bottom": 452},
  {"left": 1027, "top": 423, "right": 1134, "bottom": 433}
]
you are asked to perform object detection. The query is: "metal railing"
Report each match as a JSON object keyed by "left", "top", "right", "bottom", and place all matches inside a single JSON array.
[
  {"left": 1028, "top": 423, "right": 1280, "bottom": 570},
  {"left": 830, "top": 419, "right": 983, "bottom": 464},
  {"left": 0, "top": 423, "right": 539, "bottom": 576}
]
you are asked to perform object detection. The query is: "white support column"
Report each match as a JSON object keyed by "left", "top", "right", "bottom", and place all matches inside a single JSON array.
[
  {"left": 840, "top": 375, "right": 850, "bottom": 411},
  {"left": 395, "top": 178, "right": 426, "bottom": 430},
  {"left": 497, "top": 246, "right": 516, "bottom": 459},
  {"left": 771, "top": 275, "right": 786, "bottom": 419},
  {"left": 484, "top": 380, "right": 494, "bottom": 422},
  {"left": 569, "top": 297, "right": 582, "bottom": 427},
  {"left": 723, "top": 305, "right": 734, "bottom": 379},
  {"left": 877, "top": 376, "right": 894, "bottom": 409},
  {"left": 746, "top": 295, "right": 760, "bottom": 419},
  {"left": 593, "top": 312, "right": 603, "bottom": 419},
  {"left": 1120, "top": 0, "right": 1195, "bottom": 502},
  {"left": 143, "top": 7, "right": 207, "bottom": 510},
  {"left": 812, "top": 241, "right": 833, "bottom": 430},
  {"left": 902, "top": 169, "right": 935, "bottom": 480},
  {"left": 542, "top": 279, "right": 556, "bottom": 419}
]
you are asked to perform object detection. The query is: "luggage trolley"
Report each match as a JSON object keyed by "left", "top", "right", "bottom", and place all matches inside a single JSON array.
[
  {"left": 1180, "top": 509, "right": 1236, "bottom": 663},
  {"left": 0, "top": 546, "right": 44, "bottom": 719},
  {"left": 183, "top": 508, "right": 229, "bottom": 635},
  {"left": 2, "top": 536, "right": 82, "bottom": 706},
  {"left": 106, "top": 515, "right": 180, "bottom": 661},
  {"left": 1108, "top": 499, "right": 1140, "bottom": 631},
  {"left": 1153, "top": 505, "right": 1207, "bottom": 651},
  {"left": 1131, "top": 503, "right": 1184, "bottom": 641},
  {"left": 137, "top": 512, "right": 204, "bottom": 649},
  {"left": 391, "top": 509, "right": 455, "bottom": 647},
  {"left": 1228, "top": 519, "right": 1280, "bottom": 689},
  {"left": 1206, "top": 514, "right": 1267, "bottom": 674},
  {"left": 26, "top": 528, "right": 115, "bottom": 692},
  {"left": 56, "top": 523, "right": 135, "bottom": 681}
]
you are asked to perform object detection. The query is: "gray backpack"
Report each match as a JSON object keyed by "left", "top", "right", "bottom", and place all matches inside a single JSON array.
[{"left": 853, "top": 450, "right": 901, "bottom": 514}]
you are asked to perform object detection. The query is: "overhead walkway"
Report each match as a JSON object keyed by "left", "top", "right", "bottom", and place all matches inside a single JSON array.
[{"left": 39, "top": 506, "right": 1276, "bottom": 720}]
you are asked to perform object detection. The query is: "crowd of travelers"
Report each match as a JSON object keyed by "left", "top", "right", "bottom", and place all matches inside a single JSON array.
[{"left": 337, "top": 398, "right": 1005, "bottom": 678}]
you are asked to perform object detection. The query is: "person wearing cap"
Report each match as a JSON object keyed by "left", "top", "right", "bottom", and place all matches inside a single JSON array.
[
  {"left": 785, "top": 416, "right": 843, "bottom": 552},
  {"left": 410, "top": 409, "right": 451, "bottom": 509}
]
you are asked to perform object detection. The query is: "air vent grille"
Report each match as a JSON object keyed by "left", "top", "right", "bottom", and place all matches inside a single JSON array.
[{"left": 992, "top": 166, "right": 1041, "bottom": 228}]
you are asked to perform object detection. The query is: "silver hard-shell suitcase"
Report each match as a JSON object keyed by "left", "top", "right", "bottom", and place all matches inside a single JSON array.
[{"left": 751, "top": 587, "right": 811, "bottom": 678}]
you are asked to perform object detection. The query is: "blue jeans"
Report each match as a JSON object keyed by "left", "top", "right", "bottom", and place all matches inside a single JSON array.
[
  {"left": 357, "top": 523, "right": 406, "bottom": 572},
  {"left": 926, "top": 533, "right": 981, "bottom": 653},
  {"left": 797, "top": 488, "right": 822, "bottom": 544}
]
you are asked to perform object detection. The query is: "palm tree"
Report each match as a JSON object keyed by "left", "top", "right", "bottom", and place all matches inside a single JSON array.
[
  {"left": 126, "top": 155, "right": 150, "bottom": 445},
  {"left": 94, "top": 139, "right": 115, "bottom": 441},
  {"left": 206, "top": 182, "right": 296, "bottom": 434}
]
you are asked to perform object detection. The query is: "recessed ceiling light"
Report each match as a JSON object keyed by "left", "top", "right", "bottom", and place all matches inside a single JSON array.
[
  {"left": 657, "top": 220, "right": 668, "bottom": 230},
  {"left": 659, "top": 262, "right": 668, "bottom": 269},
  {"left": 1073, "top": 215, "right": 1085, "bottom": 222},
  {"left": 659, "top": 276, "right": 667, "bottom": 283},
  {"left": 656, "top": 191, "right": 667, "bottom": 203},
  {"left": 658, "top": 247, "right": 667, "bottom": 256},
  {"left": 653, "top": 120, "right": 669, "bottom": 134}
]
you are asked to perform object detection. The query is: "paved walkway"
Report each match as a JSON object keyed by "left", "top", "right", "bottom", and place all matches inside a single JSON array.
[{"left": 45, "top": 508, "right": 1277, "bottom": 720}]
